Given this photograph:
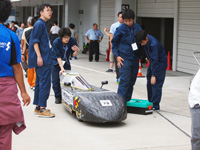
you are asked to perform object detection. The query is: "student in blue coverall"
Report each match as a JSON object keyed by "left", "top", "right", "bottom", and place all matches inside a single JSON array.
[
  {"left": 51, "top": 27, "right": 79, "bottom": 104},
  {"left": 112, "top": 9, "right": 142, "bottom": 102},
  {"left": 135, "top": 30, "right": 167, "bottom": 110},
  {"left": 28, "top": 4, "right": 55, "bottom": 117}
]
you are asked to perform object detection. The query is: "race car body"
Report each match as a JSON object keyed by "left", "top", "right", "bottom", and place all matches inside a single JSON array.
[{"left": 60, "top": 71, "right": 127, "bottom": 123}]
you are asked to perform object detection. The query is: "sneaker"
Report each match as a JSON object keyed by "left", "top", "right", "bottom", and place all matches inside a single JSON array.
[
  {"left": 106, "top": 69, "right": 113, "bottom": 72},
  {"left": 34, "top": 108, "right": 40, "bottom": 115},
  {"left": 55, "top": 97, "right": 61, "bottom": 104},
  {"left": 25, "top": 71, "right": 28, "bottom": 78},
  {"left": 116, "top": 78, "right": 120, "bottom": 84},
  {"left": 74, "top": 56, "right": 77, "bottom": 60},
  {"left": 69, "top": 57, "right": 72, "bottom": 60},
  {"left": 38, "top": 109, "right": 55, "bottom": 118}
]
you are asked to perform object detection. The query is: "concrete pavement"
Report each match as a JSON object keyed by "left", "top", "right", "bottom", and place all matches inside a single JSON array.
[{"left": 13, "top": 53, "right": 193, "bottom": 150}]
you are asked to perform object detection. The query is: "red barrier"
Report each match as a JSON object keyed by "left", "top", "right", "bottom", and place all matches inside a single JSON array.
[
  {"left": 106, "top": 37, "right": 111, "bottom": 62},
  {"left": 166, "top": 51, "right": 172, "bottom": 70},
  {"left": 106, "top": 49, "right": 110, "bottom": 61}
]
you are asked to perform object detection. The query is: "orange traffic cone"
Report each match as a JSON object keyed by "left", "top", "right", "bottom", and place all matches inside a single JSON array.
[
  {"left": 166, "top": 51, "right": 172, "bottom": 70},
  {"left": 137, "top": 59, "right": 143, "bottom": 77}
]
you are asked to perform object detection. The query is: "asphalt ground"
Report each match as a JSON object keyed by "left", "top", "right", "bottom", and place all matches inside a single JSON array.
[{"left": 13, "top": 53, "right": 193, "bottom": 150}]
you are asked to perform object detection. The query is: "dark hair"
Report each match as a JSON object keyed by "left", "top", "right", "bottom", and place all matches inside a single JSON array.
[
  {"left": 31, "top": 16, "right": 39, "bottom": 26},
  {"left": 117, "top": 11, "right": 123, "bottom": 17},
  {"left": 69, "top": 23, "right": 75, "bottom": 29},
  {"left": 134, "top": 30, "right": 147, "bottom": 44},
  {"left": 11, "top": 21, "right": 15, "bottom": 24},
  {"left": 141, "top": 25, "right": 145, "bottom": 31},
  {"left": 54, "top": 21, "right": 58, "bottom": 25},
  {"left": 0, "top": 0, "right": 11, "bottom": 23},
  {"left": 15, "top": 21, "right": 18, "bottom": 25},
  {"left": 122, "top": 9, "right": 135, "bottom": 20},
  {"left": 39, "top": 4, "right": 51, "bottom": 13},
  {"left": 58, "top": 27, "right": 71, "bottom": 38},
  {"left": 93, "top": 23, "right": 97, "bottom": 26}
]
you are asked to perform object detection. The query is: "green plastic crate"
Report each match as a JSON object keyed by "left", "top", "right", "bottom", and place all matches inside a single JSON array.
[{"left": 127, "top": 99, "right": 153, "bottom": 115}]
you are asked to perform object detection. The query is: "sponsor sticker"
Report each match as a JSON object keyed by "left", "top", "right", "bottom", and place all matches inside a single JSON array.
[{"left": 100, "top": 100, "right": 112, "bottom": 106}]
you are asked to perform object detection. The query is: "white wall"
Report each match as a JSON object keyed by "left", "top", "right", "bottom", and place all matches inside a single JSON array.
[
  {"left": 68, "top": 0, "right": 79, "bottom": 29},
  {"left": 78, "top": 0, "right": 99, "bottom": 50},
  {"left": 137, "top": 0, "right": 174, "bottom": 18},
  {"left": 15, "top": 7, "right": 24, "bottom": 23},
  {"left": 12, "top": 0, "right": 64, "bottom": 7},
  {"left": 99, "top": 0, "right": 115, "bottom": 55},
  {"left": 177, "top": 0, "right": 200, "bottom": 74}
]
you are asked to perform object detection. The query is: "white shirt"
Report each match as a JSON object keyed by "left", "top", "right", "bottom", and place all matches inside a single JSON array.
[
  {"left": 188, "top": 68, "right": 200, "bottom": 108},
  {"left": 110, "top": 22, "right": 121, "bottom": 35},
  {"left": 50, "top": 25, "right": 60, "bottom": 34}
]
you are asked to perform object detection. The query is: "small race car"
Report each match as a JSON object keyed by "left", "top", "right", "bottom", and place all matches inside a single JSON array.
[{"left": 60, "top": 71, "right": 127, "bottom": 123}]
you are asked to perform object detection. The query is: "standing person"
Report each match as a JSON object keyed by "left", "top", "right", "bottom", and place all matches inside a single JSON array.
[
  {"left": 85, "top": 23, "right": 104, "bottom": 62},
  {"left": 112, "top": 9, "right": 142, "bottom": 102},
  {"left": 0, "top": 0, "right": 30, "bottom": 149},
  {"left": 51, "top": 28, "right": 79, "bottom": 104},
  {"left": 188, "top": 68, "right": 200, "bottom": 150},
  {"left": 135, "top": 30, "right": 167, "bottom": 110},
  {"left": 50, "top": 21, "right": 60, "bottom": 44},
  {"left": 22, "top": 16, "right": 38, "bottom": 90},
  {"left": 16, "top": 22, "right": 25, "bottom": 45},
  {"left": 21, "top": 17, "right": 33, "bottom": 78},
  {"left": 28, "top": 4, "right": 55, "bottom": 117},
  {"left": 9, "top": 21, "right": 17, "bottom": 33},
  {"left": 104, "top": 11, "right": 123, "bottom": 84},
  {"left": 69, "top": 23, "right": 79, "bottom": 60}
]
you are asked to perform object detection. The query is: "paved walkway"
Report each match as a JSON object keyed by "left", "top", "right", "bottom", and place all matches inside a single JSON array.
[{"left": 13, "top": 53, "right": 194, "bottom": 150}]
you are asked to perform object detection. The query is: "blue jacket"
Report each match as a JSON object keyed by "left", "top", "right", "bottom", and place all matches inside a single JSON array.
[
  {"left": 143, "top": 34, "right": 167, "bottom": 75},
  {"left": 51, "top": 37, "right": 77, "bottom": 70},
  {"left": 112, "top": 23, "right": 142, "bottom": 61},
  {"left": 28, "top": 18, "right": 52, "bottom": 68}
]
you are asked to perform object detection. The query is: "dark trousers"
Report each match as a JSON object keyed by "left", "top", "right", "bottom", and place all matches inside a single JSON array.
[
  {"left": 114, "top": 57, "right": 120, "bottom": 79},
  {"left": 147, "top": 67, "right": 166, "bottom": 110},
  {"left": 33, "top": 65, "right": 51, "bottom": 107},
  {"left": 190, "top": 107, "right": 200, "bottom": 150},
  {"left": 118, "top": 59, "right": 139, "bottom": 101},
  {"left": 52, "top": 64, "right": 61, "bottom": 98},
  {"left": 89, "top": 40, "right": 99, "bottom": 61},
  {"left": 51, "top": 63, "right": 71, "bottom": 98}
]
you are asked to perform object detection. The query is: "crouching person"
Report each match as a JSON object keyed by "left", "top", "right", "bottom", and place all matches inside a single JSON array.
[
  {"left": 0, "top": 0, "right": 30, "bottom": 149},
  {"left": 51, "top": 27, "right": 79, "bottom": 104},
  {"left": 135, "top": 30, "right": 167, "bottom": 110}
]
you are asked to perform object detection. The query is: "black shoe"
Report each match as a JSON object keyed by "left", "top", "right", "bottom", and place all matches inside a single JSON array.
[
  {"left": 89, "top": 60, "right": 92, "bottom": 62},
  {"left": 55, "top": 97, "right": 61, "bottom": 104},
  {"left": 95, "top": 60, "right": 99, "bottom": 62},
  {"left": 106, "top": 69, "right": 113, "bottom": 72}
]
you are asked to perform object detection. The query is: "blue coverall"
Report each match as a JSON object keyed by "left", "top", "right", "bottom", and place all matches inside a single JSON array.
[
  {"left": 28, "top": 18, "right": 52, "bottom": 107},
  {"left": 112, "top": 23, "right": 142, "bottom": 102},
  {"left": 51, "top": 37, "right": 77, "bottom": 98},
  {"left": 143, "top": 34, "right": 167, "bottom": 110}
]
